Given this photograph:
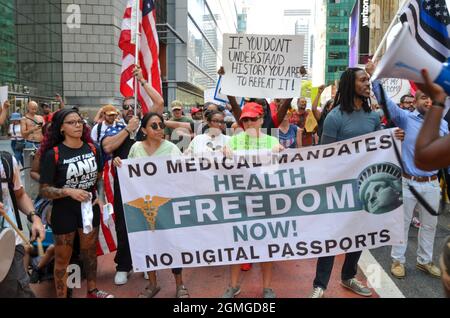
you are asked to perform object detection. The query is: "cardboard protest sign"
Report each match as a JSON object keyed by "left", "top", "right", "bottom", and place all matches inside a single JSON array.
[{"left": 221, "top": 34, "right": 305, "bottom": 99}]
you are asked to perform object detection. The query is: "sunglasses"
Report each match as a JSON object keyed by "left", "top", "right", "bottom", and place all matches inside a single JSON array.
[
  {"left": 241, "top": 117, "right": 260, "bottom": 123},
  {"left": 149, "top": 122, "right": 166, "bottom": 130},
  {"left": 123, "top": 104, "right": 142, "bottom": 111}
]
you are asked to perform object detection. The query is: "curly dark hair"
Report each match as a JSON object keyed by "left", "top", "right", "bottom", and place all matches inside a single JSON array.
[
  {"left": 334, "top": 68, "right": 371, "bottom": 114},
  {"left": 39, "top": 109, "right": 93, "bottom": 156}
]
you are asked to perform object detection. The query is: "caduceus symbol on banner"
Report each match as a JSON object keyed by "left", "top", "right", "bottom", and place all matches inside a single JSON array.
[{"left": 127, "top": 195, "right": 171, "bottom": 231}]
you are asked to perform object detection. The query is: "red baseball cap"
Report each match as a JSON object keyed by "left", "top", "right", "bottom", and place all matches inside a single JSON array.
[
  {"left": 191, "top": 107, "right": 201, "bottom": 114},
  {"left": 240, "top": 102, "right": 264, "bottom": 121}
]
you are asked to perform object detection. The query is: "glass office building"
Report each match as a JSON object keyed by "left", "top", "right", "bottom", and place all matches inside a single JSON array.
[
  {"left": 325, "top": 0, "right": 355, "bottom": 85},
  {"left": 0, "top": 0, "right": 63, "bottom": 105},
  {"left": 164, "top": 0, "right": 238, "bottom": 107}
]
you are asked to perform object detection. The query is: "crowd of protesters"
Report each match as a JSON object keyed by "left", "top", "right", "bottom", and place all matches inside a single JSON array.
[{"left": 0, "top": 61, "right": 449, "bottom": 299}]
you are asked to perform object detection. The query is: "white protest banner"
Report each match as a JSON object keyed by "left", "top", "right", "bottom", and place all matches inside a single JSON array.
[
  {"left": 118, "top": 130, "right": 404, "bottom": 272},
  {"left": 0, "top": 86, "right": 8, "bottom": 106},
  {"left": 221, "top": 34, "right": 305, "bottom": 99}
]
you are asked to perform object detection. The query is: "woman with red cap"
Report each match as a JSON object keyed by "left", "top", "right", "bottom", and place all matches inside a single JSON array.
[{"left": 222, "top": 102, "right": 283, "bottom": 299}]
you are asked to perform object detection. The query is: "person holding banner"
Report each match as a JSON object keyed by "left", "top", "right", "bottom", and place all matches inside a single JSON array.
[
  {"left": 185, "top": 111, "right": 230, "bottom": 156},
  {"left": 367, "top": 61, "right": 446, "bottom": 281},
  {"left": 218, "top": 67, "right": 292, "bottom": 135},
  {"left": 311, "top": 67, "right": 382, "bottom": 298},
  {"left": 113, "top": 112, "right": 189, "bottom": 298},
  {"left": 222, "top": 102, "right": 283, "bottom": 299},
  {"left": 102, "top": 65, "right": 164, "bottom": 286},
  {"left": 39, "top": 108, "right": 113, "bottom": 298}
]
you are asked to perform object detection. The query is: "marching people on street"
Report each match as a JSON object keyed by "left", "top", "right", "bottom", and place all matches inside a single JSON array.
[
  {"left": 222, "top": 102, "right": 283, "bottom": 299},
  {"left": 185, "top": 110, "right": 230, "bottom": 157},
  {"left": 21, "top": 101, "right": 44, "bottom": 150},
  {"left": 90, "top": 105, "right": 120, "bottom": 145},
  {"left": 0, "top": 153, "right": 45, "bottom": 297},
  {"left": 367, "top": 61, "right": 446, "bottom": 281},
  {"left": 8, "top": 113, "right": 24, "bottom": 166},
  {"left": 39, "top": 108, "right": 113, "bottom": 298},
  {"left": 101, "top": 65, "right": 164, "bottom": 286},
  {"left": 113, "top": 112, "right": 188, "bottom": 298},
  {"left": 310, "top": 67, "right": 379, "bottom": 298}
]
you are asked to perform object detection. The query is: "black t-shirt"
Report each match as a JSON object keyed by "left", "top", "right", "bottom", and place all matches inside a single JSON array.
[{"left": 40, "top": 143, "right": 103, "bottom": 213}]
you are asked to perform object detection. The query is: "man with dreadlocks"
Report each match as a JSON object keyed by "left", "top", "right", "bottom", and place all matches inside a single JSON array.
[
  {"left": 308, "top": 67, "right": 379, "bottom": 298},
  {"left": 367, "top": 61, "right": 447, "bottom": 282}
]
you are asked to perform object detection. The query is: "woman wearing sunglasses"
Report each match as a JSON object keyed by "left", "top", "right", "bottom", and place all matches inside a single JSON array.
[
  {"left": 185, "top": 111, "right": 230, "bottom": 156},
  {"left": 222, "top": 102, "right": 283, "bottom": 299},
  {"left": 39, "top": 109, "right": 113, "bottom": 298},
  {"left": 113, "top": 113, "right": 188, "bottom": 298}
]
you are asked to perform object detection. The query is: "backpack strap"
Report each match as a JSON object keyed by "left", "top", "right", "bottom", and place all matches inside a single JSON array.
[
  {"left": 96, "top": 122, "right": 103, "bottom": 144},
  {"left": 88, "top": 143, "right": 97, "bottom": 155},
  {"left": 0, "top": 151, "right": 23, "bottom": 231},
  {"left": 53, "top": 146, "right": 59, "bottom": 164}
]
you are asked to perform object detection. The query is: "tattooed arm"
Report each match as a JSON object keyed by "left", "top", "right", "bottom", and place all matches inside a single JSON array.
[{"left": 40, "top": 184, "right": 90, "bottom": 202}]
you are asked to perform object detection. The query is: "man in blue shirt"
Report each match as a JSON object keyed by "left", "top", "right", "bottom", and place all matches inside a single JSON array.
[
  {"left": 367, "top": 61, "right": 447, "bottom": 280},
  {"left": 310, "top": 67, "right": 377, "bottom": 299}
]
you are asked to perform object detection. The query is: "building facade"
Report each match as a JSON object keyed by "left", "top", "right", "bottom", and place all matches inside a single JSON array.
[
  {"left": 325, "top": 0, "right": 355, "bottom": 85},
  {"left": 369, "top": 0, "right": 401, "bottom": 58},
  {"left": 164, "top": 0, "right": 239, "bottom": 109},
  {"left": 312, "top": 0, "right": 327, "bottom": 87},
  {"left": 0, "top": 0, "right": 63, "bottom": 111},
  {"left": 283, "top": 9, "right": 313, "bottom": 79},
  {"left": 0, "top": 0, "right": 239, "bottom": 119}
]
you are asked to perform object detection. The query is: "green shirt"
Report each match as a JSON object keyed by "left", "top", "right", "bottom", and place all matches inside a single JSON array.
[
  {"left": 128, "top": 140, "right": 182, "bottom": 159},
  {"left": 228, "top": 132, "right": 279, "bottom": 151}
]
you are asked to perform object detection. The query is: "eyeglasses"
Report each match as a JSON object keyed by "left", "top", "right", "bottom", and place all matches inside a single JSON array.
[
  {"left": 149, "top": 122, "right": 166, "bottom": 130},
  {"left": 241, "top": 117, "right": 260, "bottom": 123},
  {"left": 206, "top": 142, "right": 222, "bottom": 151},
  {"left": 123, "top": 104, "right": 142, "bottom": 111},
  {"left": 210, "top": 119, "right": 225, "bottom": 125},
  {"left": 64, "top": 120, "right": 84, "bottom": 126}
]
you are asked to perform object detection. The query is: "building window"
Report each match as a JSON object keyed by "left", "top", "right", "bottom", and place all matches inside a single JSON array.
[
  {"left": 328, "top": 52, "right": 348, "bottom": 60},
  {"left": 329, "top": 39, "right": 348, "bottom": 46},
  {"left": 328, "top": 65, "right": 348, "bottom": 73}
]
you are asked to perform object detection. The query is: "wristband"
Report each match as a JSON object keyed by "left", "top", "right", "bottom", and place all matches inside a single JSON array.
[
  {"left": 27, "top": 211, "right": 39, "bottom": 223},
  {"left": 140, "top": 80, "right": 147, "bottom": 87},
  {"left": 432, "top": 101, "right": 446, "bottom": 108}
]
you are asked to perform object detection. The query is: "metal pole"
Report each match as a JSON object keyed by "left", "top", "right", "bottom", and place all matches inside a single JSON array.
[
  {"left": 372, "top": 0, "right": 410, "bottom": 62},
  {"left": 134, "top": 0, "right": 140, "bottom": 118}
]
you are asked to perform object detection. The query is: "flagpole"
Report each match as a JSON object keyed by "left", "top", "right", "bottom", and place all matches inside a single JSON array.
[
  {"left": 134, "top": 0, "right": 140, "bottom": 118},
  {"left": 372, "top": 0, "right": 410, "bottom": 62}
]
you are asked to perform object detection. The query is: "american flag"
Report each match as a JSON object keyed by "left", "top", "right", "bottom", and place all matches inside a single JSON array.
[
  {"left": 400, "top": 0, "right": 450, "bottom": 62},
  {"left": 119, "top": 0, "right": 162, "bottom": 114},
  {"left": 96, "top": 159, "right": 118, "bottom": 256}
]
